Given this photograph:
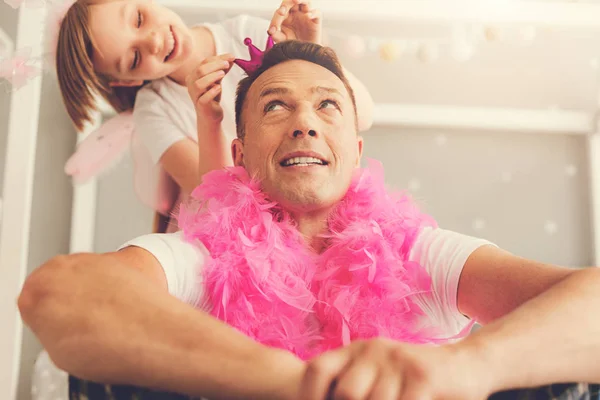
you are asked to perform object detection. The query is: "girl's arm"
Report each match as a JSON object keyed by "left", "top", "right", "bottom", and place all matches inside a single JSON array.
[
  {"left": 196, "top": 119, "right": 231, "bottom": 180},
  {"left": 159, "top": 139, "right": 201, "bottom": 200},
  {"left": 159, "top": 124, "right": 231, "bottom": 203}
]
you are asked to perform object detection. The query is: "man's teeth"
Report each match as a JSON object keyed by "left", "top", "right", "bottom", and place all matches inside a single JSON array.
[{"left": 282, "top": 157, "right": 325, "bottom": 166}]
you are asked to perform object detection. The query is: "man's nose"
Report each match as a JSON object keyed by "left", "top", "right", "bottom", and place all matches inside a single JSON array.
[
  {"left": 292, "top": 129, "right": 317, "bottom": 138},
  {"left": 289, "top": 108, "right": 320, "bottom": 139}
]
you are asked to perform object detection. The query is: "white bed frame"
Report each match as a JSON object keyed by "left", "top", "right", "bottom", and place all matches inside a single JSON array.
[{"left": 1, "top": 1, "right": 600, "bottom": 399}]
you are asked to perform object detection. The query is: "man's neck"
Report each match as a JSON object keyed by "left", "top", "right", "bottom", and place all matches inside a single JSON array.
[
  {"left": 168, "top": 25, "right": 216, "bottom": 85},
  {"left": 292, "top": 210, "right": 332, "bottom": 254}
]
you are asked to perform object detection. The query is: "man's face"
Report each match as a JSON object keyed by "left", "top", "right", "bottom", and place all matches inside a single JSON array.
[
  {"left": 232, "top": 60, "right": 363, "bottom": 214},
  {"left": 88, "top": 0, "right": 194, "bottom": 85}
]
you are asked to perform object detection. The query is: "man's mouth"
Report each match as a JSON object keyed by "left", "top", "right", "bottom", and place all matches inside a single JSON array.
[
  {"left": 280, "top": 156, "right": 329, "bottom": 167},
  {"left": 164, "top": 26, "right": 177, "bottom": 62}
]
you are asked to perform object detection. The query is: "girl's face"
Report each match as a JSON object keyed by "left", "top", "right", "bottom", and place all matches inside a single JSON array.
[{"left": 88, "top": 0, "right": 195, "bottom": 86}]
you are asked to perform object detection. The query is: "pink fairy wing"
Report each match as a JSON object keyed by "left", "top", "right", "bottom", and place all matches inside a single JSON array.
[
  {"left": 65, "top": 109, "right": 178, "bottom": 216},
  {"left": 64, "top": 111, "right": 134, "bottom": 183},
  {"left": 130, "top": 130, "right": 178, "bottom": 216}
]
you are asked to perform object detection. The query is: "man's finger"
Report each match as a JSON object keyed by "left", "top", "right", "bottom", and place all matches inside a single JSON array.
[
  {"left": 332, "top": 358, "right": 378, "bottom": 400},
  {"left": 366, "top": 371, "right": 402, "bottom": 400},
  {"left": 399, "top": 383, "right": 430, "bottom": 400},
  {"left": 300, "top": 350, "right": 352, "bottom": 400}
]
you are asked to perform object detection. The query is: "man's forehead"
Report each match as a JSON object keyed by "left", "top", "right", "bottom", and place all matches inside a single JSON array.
[
  {"left": 258, "top": 85, "right": 344, "bottom": 99},
  {"left": 249, "top": 60, "right": 348, "bottom": 100}
]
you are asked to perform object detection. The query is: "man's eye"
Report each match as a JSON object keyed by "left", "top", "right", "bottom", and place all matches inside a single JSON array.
[
  {"left": 265, "top": 101, "right": 284, "bottom": 112},
  {"left": 137, "top": 10, "right": 142, "bottom": 28}
]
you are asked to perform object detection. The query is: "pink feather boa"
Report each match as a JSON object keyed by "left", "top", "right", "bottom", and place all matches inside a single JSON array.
[{"left": 178, "top": 160, "right": 472, "bottom": 360}]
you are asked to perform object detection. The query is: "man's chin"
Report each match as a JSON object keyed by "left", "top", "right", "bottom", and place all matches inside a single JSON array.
[{"left": 269, "top": 186, "right": 340, "bottom": 213}]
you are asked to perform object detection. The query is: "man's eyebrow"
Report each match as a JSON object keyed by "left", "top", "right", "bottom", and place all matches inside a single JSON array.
[
  {"left": 311, "top": 86, "right": 342, "bottom": 96},
  {"left": 259, "top": 86, "right": 343, "bottom": 98},
  {"left": 259, "top": 87, "right": 290, "bottom": 98}
]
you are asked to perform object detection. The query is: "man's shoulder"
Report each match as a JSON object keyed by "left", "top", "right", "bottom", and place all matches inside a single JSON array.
[{"left": 119, "top": 231, "right": 209, "bottom": 258}]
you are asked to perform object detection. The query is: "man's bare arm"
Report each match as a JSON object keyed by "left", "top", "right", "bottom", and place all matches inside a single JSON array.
[
  {"left": 18, "top": 247, "right": 303, "bottom": 400},
  {"left": 456, "top": 246, "right": 600, "bottom": 390}
]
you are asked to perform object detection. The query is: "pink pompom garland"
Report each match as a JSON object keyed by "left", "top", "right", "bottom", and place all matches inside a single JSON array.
[{"left": 179, "top": 160, "right": 473, "bottom": 359}]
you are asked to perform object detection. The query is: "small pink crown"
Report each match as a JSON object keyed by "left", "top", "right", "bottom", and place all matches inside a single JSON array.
[{"left": 234, "top": 36, "right": 275, "bottom": 75}]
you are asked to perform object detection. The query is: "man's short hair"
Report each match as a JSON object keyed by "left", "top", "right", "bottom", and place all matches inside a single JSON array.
[{"left": 234, "top": 40, "right": 358, "bottom": 139}]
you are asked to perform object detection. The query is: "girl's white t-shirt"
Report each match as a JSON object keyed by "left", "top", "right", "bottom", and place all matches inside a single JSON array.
[{"left": 132, "top": 15, "right": 271, "bottom": 165}]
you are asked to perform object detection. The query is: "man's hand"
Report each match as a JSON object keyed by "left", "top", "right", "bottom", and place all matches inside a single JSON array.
[
  {"left": 268, "top": 0, "right": 322, "bottom": 44},
  {"left": 296, "top": 339, "right": 490, "bottom": 400},
  {"left": 186, "top": 53, "right": 235, "bottom": 128}
]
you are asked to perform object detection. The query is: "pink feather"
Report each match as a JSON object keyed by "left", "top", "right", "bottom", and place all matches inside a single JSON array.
[{"left": 178, "top": 159, "right": 470, "bottom": 359}]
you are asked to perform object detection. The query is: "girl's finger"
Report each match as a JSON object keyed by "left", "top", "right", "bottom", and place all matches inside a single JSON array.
[
  {"left": 308, "top": 8, "right": 321, "bottom": 22},
  {"left": 189, "top": 58, "right": 231, "bottom": 82},
  {"left": 191, "top": 70, "right": 225, "bottom": 97},
  {"left": 298, "top": 0, "right": 312, "bottom": 13},
  {"left": 268, "top": 29, "right": 288, "bottom": 44},
  {"left": 197, "top": 84, "right": 222, "bottom": 107},
  {"left": 269, "top": 0, "right": 295, "bottom": 35}
]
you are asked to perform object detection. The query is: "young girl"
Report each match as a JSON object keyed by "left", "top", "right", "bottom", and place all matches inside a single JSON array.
[{"left": 55, "top": 0, "right": 374, "bottom": 231}]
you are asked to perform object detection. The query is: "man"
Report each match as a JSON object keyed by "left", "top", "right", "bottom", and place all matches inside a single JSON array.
[{"left": 19, "top": 40, "right": 600, "bottom": 400}]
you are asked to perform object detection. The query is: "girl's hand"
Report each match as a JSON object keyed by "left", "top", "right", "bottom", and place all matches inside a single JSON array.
[
  {"left": 186, "top": 53, "right": 235, "bottom": 129},
  {"left": 268, "top": 0, "right": 322, "bottom": 45}
]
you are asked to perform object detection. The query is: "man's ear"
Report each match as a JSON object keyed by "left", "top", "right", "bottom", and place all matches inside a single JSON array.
[
  {"left": 355, "top": 136, "right": 364, "bottom": 167},
  {"left": 231, "top": 138, "right": 245, "bottom": 167},
  {"left": 109, "top": 80, "right": 144, "bottom": 88}
]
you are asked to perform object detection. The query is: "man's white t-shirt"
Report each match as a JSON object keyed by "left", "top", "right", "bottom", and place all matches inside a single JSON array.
[
  {"left": 121, "top": 227, "right": 494, "bottom": 338},
  {"left": 32, "top": 227, "right": 493, "bottom": 400},
  {"left": 133, "top": 15, "right": 271, "bottom": 165}
]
